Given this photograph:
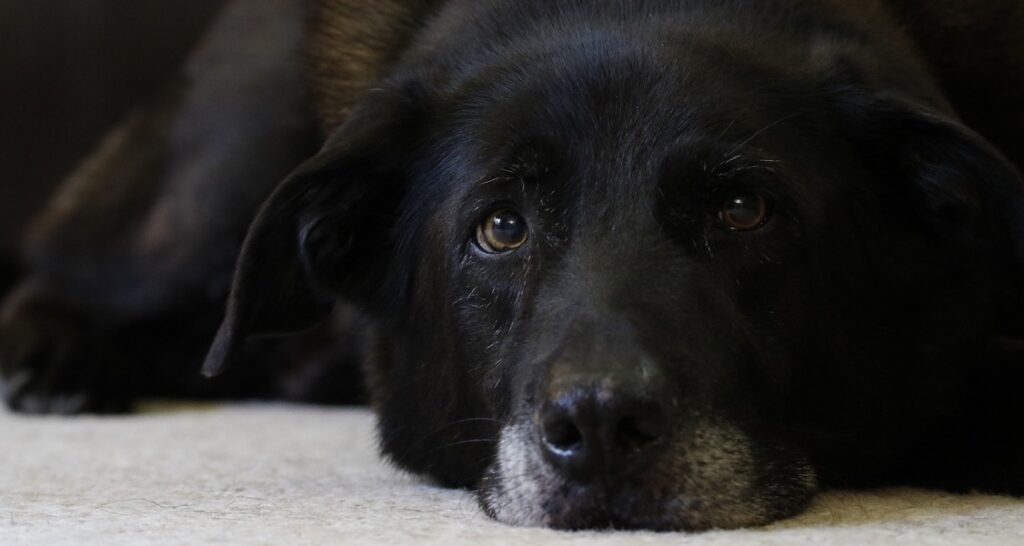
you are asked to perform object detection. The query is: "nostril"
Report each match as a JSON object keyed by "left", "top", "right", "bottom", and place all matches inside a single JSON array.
[
  {"left": 616, "top": 414, "right": 665, "bottom": 451},
  {"left": 541, "top": 412, "right": 584, "bottom": 454}
]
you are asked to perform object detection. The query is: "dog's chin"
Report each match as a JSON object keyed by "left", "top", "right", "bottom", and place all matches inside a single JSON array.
[{"left": 477, "top": 420, "right": 817, "bottom": 531}]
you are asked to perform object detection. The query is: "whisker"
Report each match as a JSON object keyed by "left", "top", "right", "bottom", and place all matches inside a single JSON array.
[
  {"left": 389, "top": 417, "right": 503, "bottom": 464},
  {"left": 407, "top": 438, "right": 501, "bottom": 466},
  {"left": 724, "top": 111, "right": 807, "bottom": 158},
  {"left": 712, "top": 108, "right": 747, "bottom": 147},
  {"left": 710, "top": 153, "right": 744, "bottom": 175}
]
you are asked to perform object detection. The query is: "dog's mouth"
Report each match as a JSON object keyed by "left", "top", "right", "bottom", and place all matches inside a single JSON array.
[
  {"left": 482, "top": 480, "right": 709, "bottom": 531},
  {"left": 477, "top": 419, "right": 817, "bottom": 531},
  {"left": 480, "top": 475, "right": 735, "bottom": 532}
]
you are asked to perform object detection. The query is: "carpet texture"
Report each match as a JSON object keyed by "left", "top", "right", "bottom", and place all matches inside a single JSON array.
[{"left": 3, "top": 404, "right": 1023, "bottom": 545}]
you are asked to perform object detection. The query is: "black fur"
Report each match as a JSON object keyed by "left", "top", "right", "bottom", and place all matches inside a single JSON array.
[{"left": 3, "top": 0, "right": 1023, "bottom": 531}]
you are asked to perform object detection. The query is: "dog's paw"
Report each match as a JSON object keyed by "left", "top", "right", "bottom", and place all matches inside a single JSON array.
[{"left": 0, "top": 285, "right": 133, "bottom": 415}]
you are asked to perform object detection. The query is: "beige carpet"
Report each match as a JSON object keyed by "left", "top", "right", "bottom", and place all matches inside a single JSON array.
[{"left": 3, "top": 404, "right": 1023, "bottom": 545}]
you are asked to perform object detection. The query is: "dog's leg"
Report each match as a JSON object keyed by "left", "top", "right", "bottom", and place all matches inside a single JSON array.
[
  {"left": 1, "top": 87, "right": 188, "bottom": 414},
  {"left": 0, "top": 280, "right": 136, "bottom": 413},
  {"left": 0, "top": 0, "right": 320, "bottom": 413}
]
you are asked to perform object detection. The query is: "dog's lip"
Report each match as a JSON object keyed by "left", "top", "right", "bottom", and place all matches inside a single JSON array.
[{"left": 533, "top": 480, "right": 713, "bottom": 532}]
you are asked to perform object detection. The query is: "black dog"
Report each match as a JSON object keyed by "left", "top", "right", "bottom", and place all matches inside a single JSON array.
[{"left": 3, "top": 0, "right": 1023, "bottom": 531}]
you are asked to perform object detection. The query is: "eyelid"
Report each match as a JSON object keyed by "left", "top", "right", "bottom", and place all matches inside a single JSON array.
[
  {"left": 706, "top": 164, "right": 781, "bottom": 198},
  {"left": 708, "top": 156, "right": 783, "bottom": 182}
]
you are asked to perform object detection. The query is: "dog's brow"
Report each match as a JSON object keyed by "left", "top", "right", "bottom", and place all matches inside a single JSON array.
[
  {"left": 478, "top": 175, "right": 509, "bottom": 186},
  {"left": 710, "top": 156, "right": 783, "bottom": 178}
]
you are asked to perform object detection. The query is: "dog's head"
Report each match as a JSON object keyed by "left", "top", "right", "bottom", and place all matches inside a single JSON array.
[{"left": 203, "top": 19, "right": 1024, "bottom": 530}]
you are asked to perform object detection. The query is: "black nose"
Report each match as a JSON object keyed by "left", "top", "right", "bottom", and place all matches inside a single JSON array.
[{"left": 539, "top": 374, "right": 672, "bottom": 481}]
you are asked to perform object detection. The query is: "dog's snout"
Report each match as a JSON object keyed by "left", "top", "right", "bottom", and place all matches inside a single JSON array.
[{"left": 539, "top": 374, "right": 671, "bottom": 482}]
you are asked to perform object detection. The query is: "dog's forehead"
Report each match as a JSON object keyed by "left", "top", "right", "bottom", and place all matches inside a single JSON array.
[
  {"left": 442, "top": 47, "right": 819, "bottom": 183},
  {"left": 413, "top": 41, "right": 840, "bottom": 247},
  {"left": 464, "top": 57, "right": 695, "bottom": 151}
]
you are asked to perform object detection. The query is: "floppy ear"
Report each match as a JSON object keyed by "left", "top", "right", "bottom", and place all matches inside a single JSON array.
[
  {"left": 837, "top": 88, "right": 1024, "bottom": 338},
  {"left": 840, "top": 91, "right": 1024, "bottom": 270},
  {"left": 202, "top": 90, "right": 419, "bottom": 377}
]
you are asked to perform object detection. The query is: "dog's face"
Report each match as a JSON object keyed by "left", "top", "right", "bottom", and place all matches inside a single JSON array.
[{"left": 204, "top": 33, "right": 1024, "bottom": 530}]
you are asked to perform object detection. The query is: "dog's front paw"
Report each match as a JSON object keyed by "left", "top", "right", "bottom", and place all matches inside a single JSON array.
[{"left": 0, "top": 284, "right": 133, "bottom": 414}]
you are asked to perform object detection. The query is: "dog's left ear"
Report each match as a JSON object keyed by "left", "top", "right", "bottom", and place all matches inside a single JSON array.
[
  {"left": 202, "top": 88, "right": 421, "bottom": 377},
  {"left": 838, "top": 89, "right": 1024, "bottom": 270}
]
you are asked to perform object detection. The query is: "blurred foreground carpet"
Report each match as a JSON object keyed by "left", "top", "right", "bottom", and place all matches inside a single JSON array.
[{"left": 2, "top": 405, "right": 1023, "bottom": 545}]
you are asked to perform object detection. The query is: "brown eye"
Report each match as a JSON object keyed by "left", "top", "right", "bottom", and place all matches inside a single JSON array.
[
  {"left": 720, "top": 192, "right": 770, "bottom": 230},
  {"left": 477, "top": 209, "right": 529, "bottom": 253}
]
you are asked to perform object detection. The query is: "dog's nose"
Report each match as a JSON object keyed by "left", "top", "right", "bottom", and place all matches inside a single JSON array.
[{"left": 539, "top": 374, "right": 671, "bottom": 481}]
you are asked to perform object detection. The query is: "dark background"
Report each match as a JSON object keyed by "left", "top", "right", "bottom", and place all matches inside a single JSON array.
[{"left": 0, "top": 1, "right": 227, "bottom": 256}]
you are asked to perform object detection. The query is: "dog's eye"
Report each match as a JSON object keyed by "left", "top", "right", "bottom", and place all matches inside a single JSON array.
[
  {"left": 720, "top": 192, "right": 771, "bottom": 230},
  {"left": 477, "top": 209, "right": 529, "bottom": 253}
]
